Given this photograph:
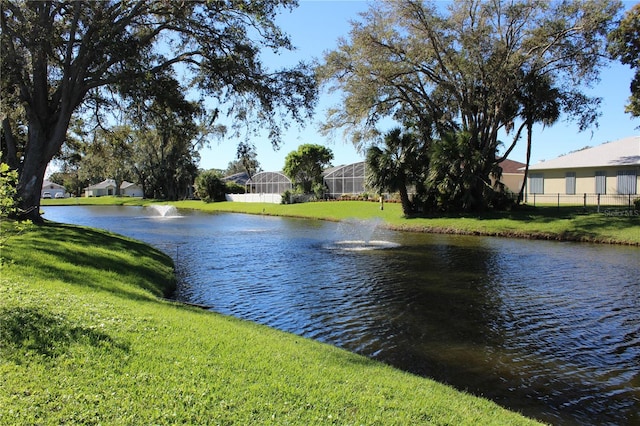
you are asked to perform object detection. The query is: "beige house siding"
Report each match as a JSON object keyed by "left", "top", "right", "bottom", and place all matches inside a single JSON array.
[
  {"left": 498, "top": 173, "right": 524, "bottom": 194},
  {"left": 525, "top": 136, "right": 639, "bottom": 205},
  {"left": 526, "top": 166, "right": 639, "bottom": 205}
]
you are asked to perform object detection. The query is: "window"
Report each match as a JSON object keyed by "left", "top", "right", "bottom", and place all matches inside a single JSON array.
[
  {"left": 565, "top": 172, "right": 576, "bottom": 195},
  {"left": 595, "top": 171, "right": 606, "bottom": 195},
  {"left": 617, "top": 170, "right": 637, "bottom": 194},
  {"left": 529, "top": 173, "right": 544, "bottom": 194}
]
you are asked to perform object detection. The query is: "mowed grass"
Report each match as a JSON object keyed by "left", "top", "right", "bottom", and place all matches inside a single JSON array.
[
  {"left": 170, "top": 199, "right": 640, "bottom": 245},
  {"left": 43, "top": 196, "right": 640, "bottom": 244},
  {"left": 1, "top": 221, "right": 542, "bottom": 425}
]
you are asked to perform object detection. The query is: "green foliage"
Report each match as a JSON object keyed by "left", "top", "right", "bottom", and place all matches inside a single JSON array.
[
  {"left": 319, "top": 0, "right": 622, "bottom": 211},
  {"left": 280, "top": 188, "right": 310, "bottom": 204},
  {"left": 366, "top": 128, "right": 429, "bottom": 215},
  {"left": 608, "top": 3, "right": 640, "bottom": 117},
  {"left": 227, "top": 142, "right": 261, "bottom": 178},
  {"left": 425, "top": 132, "right": 512, "bottom": 212},
  {"left": 634, "top": 198, "right": 640, "bottom": 210},
  {"left": 0, "top": 161, "right": 18, "bottom": 217},
  {"left": 194, "top": 170, "right": 226, "bottom": 203},
  {"left": 0, "top": 161, "right": 33, "bottom": 261},
  {"left": 225, "top": 181, "right": 246, "bottom": 194},
  {"left": 79, "top": 126, "right": 136, "bottom": 194},
  {"left": 283, "top": 144, "right": 334, "bottom": 194},
  {"left": 1, "top": 0, "right": 317, "bottom": 220},
  {"left": 281, "top": 189, "right": 292, "bottom": 204}
]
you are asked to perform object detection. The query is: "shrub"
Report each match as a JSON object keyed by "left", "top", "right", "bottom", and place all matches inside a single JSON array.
[
  {"left": 634, "top": 197, "right": 640, "bottom": 211},
  {"left": 0, "top": 161, "right": 18, "bottom": 218},
  {"left": 194, "top": 170, "right": 226, "bottom": 203},
  {"left": 225, "top": 181, "right": 246, "bottom": 194},
  {"left": 281, "top": 190, "right": 292, "bottom": 204}
]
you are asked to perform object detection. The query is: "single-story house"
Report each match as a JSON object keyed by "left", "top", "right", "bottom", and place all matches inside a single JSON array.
[
  {"left": 494, "top": 158, "right": 526, "bottom": 194},
  {"left": 524, "top": 136, "right": 640, "bottom": 205},
  {"left": 84, "top": 179, "right": 143, "bottom": 197},
  {"left": 41, "top": 180, "right": 67, "bottom": 198},
  {"left": 120, "top": 181, "right": 143, "bottom": 197}
]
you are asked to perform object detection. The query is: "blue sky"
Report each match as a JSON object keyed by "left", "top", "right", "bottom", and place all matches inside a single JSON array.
[{"left": 198, "top": 0, "right": 640, "bottom": 173}]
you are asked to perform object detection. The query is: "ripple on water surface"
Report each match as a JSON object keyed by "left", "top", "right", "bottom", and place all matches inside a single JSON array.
[{"left": 41, "top": 207, "right": 640, "bottom": 425}]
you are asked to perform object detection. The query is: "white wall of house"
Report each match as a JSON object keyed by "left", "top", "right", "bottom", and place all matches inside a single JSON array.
[
  {"left": 121, "top": 185, "right": 143, "bottom": 197},
  {"left": 41, "top": 181, "right": 66, "bottom": 198}
]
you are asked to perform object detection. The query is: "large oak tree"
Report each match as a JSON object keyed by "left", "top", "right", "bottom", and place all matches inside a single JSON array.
[
  {"left": 1, "top": 0, "right": 316, "bottom": 221},
  {"left": 609, "top": 3, "right": 640, "bottom": 118},
  {"left": 318, "top": 0, "right": 622, "bottom": 211}
]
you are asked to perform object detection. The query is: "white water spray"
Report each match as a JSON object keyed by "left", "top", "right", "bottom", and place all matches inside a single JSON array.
[{"left": 147, "top": 204, "right": 179, "bottom": 217}]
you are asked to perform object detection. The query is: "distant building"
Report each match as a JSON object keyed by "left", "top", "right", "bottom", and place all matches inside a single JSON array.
[
  {"left": 494, "top": 158, "right": 526, "bottom": 194},
  {"left": 245, "top": 171, "right": 292, "bottom": 194},
  {"left": 222, "top": 171, "right": 250, "bottom": 186},
  {"left": 41, "top": 180, "right": 66, "bottom": 198},
  {"left": 84, "top": 179, "right": 143, "bottom": 197},
  {"left": 323, "top": 162, "right": 366, "bottom": 198},
  {"left": 120, "top": 181, "right": 143, "bottom": 197},
  {"left": 525, "top": 136, "right": 640, "bottom": 204}
]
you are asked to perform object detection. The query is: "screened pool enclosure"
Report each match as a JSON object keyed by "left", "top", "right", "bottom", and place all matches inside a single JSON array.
[
  {"left": 245, "top": 171, "right": 293, "bottom": 194},
  {"left": 323, "top": 162, "right": 367, "bottom": 198},
  {"left": 244, "top": 162, "right": 367, "bottom": 198}
]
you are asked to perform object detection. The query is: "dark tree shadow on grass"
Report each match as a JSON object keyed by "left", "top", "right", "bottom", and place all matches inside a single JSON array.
[
  {"left": 0, "top": 307, "right": 129, "bottom": 363},
  {"left": 4, "top": 222, "right": 176, "bottom": 301}
]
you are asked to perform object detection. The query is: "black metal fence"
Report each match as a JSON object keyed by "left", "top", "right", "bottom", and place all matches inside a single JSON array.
[{"left": 525, "top": 193, "right": 639, "bottom": 210}]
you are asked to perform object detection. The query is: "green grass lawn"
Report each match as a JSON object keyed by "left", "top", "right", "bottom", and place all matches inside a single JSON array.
[
  {"left": 0, "top": 221, "right": 542, "bottom": 425},
  {"left": 170, "top": 199, "right": 640, "bottom": 245},
  {"left": 43, "top": 196, "right": 640, "bottom": 244}
]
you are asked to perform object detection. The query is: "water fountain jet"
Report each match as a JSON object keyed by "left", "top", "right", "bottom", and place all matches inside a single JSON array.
[
  {"left": 147, "top": 204, "right": 179, "bottom": 217},
  {"left": 329, "top": 218, "right": 399, "bottom": 251}
]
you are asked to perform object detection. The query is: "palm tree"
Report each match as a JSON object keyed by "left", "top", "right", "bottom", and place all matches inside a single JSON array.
[
  {"left": 366, "top": 128, "right": 427, "bottom": 216},
  {"left": 517, "top": 72, "right": 561, "bottom": 203}
]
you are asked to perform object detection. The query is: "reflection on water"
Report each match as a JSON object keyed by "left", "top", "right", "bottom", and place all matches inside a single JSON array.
[{"left": 43, "top": 206, "right": 640, "bottom": 425}]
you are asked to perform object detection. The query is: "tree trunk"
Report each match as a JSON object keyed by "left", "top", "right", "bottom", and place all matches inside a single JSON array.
[
  {"left": 398, "top": 185, "right": 412, "bottom": 216},
  {"left": 16, "top": 137, "right": 52, "bottom": 222},
  {"left": 518, "top": 123, "right": 533, "bottom": 204},
  {"left": 16, "top": 114, "right": 70, "bottom": 222}
]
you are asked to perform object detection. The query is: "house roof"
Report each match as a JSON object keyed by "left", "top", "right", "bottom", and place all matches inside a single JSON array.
[
  {"left": 85, "top": 179, "right": 139, "bottom": 190},
  {"left": 222, "top": 172, "right": 250, "bottom": 185},
  {"left": 42, "top": 180, "right": 65, "bottom": 190},
  {"left": 528, "top": 136, "right": 640, "bottom": 170},
  {"left": 85, "top": 179, "right": 117, "bottom": 190},
  {"left": 120, "top": 181, "right": 139, "bottom": 189},
  {"left": 498, "top": 158, "right": 526, "bottom": 174}
]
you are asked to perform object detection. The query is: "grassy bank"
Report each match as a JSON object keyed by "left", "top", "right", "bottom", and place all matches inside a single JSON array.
[
  {"left": 0, "top": 222, "right": 540, "bottom": 425},
  {"left": 43, "top": 197, "right": 640, "bottom": 245},
  {"left": 171, "top": 199, "right": 640, "bottom": 245}
]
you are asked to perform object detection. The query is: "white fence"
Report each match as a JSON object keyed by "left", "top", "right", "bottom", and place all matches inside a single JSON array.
[{"left": 225, "top": 193, "right": 282, "bottom": 204}]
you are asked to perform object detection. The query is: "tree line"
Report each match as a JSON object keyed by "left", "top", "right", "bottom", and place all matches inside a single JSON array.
[
  {"left": 320, "top": 0, "right": 638, "bottom": 214},
  {"left": 2, "top": 1, "right": 639, "bottom": 220}
]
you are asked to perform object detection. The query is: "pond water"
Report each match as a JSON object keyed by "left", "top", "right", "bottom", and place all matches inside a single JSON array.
[{"left": 42, "top": 205, "right": 640, "bottom": 425}]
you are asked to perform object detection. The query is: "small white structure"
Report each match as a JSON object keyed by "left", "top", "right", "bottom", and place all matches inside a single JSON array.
[
  {"left": 84, "top": 179, "right": 143, "bottom": 197},
  {"left": 84, "top": 179, "right": 117, "bottom": 197},
  {"left": 41, "top": 180, "right": 66, "bottom": 198},
  {"left": 121, "top": 181, "right": 143, "bottom": 197}
]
